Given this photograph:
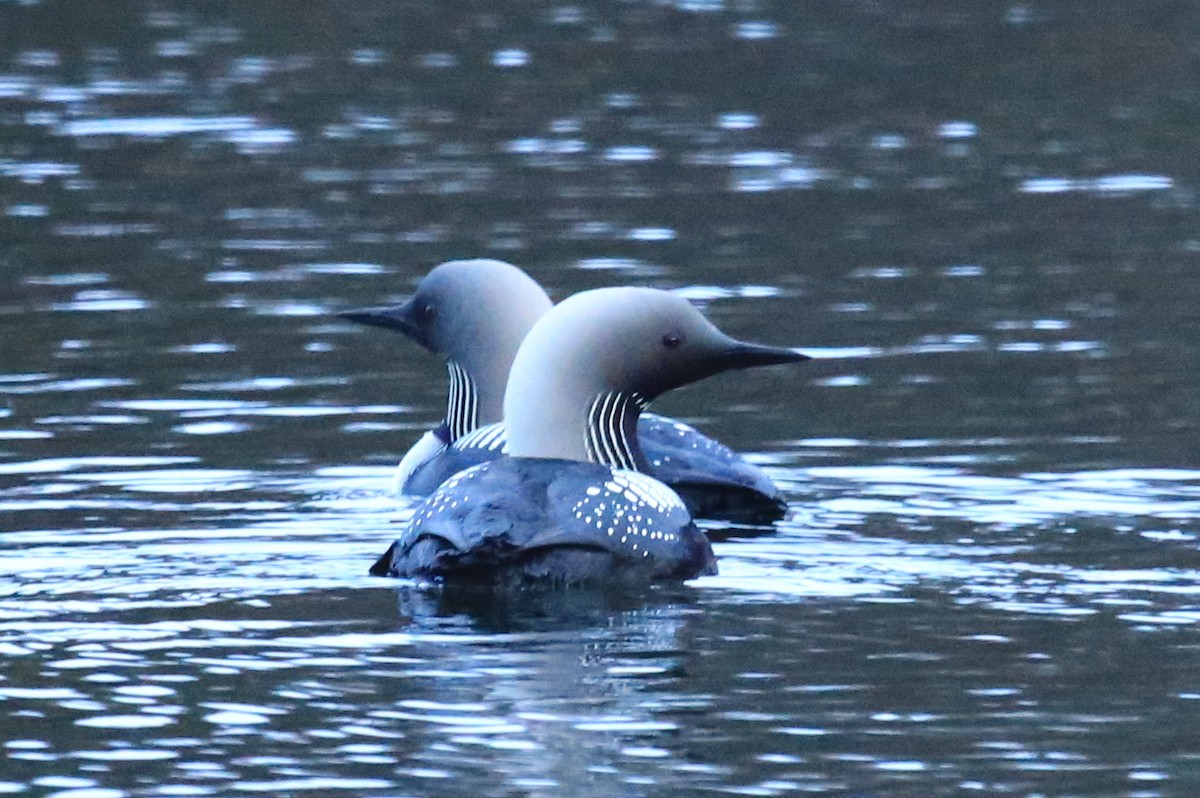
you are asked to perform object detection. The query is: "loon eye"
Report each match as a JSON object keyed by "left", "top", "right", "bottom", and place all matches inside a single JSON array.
[
  {"left": 417, "top": 302, "right": 436, "bottom": 324},
  {"left": 662, "top": 332, "right": 684, "bottom": 349}
]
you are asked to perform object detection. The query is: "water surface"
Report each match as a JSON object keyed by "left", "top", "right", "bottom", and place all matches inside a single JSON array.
[{"left": 3, "top": 2, "right": 1200, "bottom": 795}]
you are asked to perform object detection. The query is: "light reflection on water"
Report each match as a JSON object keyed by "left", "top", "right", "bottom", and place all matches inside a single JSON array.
[
  {"left": 3, "top": 289, "right": 1199, "bottom": 796},
  {"left": 5, "top": 396, "right": 1198, "bottom": 795},
  {"left": 2, "top": 528, "right": 1198, "bottom": 797},
  {"left": 5, "top": 461, "right": 1200, "bottom": 622}
]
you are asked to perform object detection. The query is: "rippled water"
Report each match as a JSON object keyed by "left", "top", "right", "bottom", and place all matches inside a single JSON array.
[{"left": 3, "top": 2, "right": 1200, "bottom": 795}]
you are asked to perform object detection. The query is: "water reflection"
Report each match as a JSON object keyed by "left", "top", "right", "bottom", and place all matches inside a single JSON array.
[
  {"left": 3, "top": 574, "right": 1199, "bottom": 796},
  {"left": 4, "top": 495, "right": 1198, "bottom": 798},
  {"left": 0, "top": 586, "right": 706, "bottom": 797}
]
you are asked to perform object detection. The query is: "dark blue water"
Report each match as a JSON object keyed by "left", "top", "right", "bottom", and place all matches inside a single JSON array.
[{"left": 3, "top": 2, "right": 1200, "bottom": 795}]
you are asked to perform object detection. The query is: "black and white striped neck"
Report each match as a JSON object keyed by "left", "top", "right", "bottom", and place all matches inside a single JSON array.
[
  {"left": 584, "top": 391, "right": 649, "bottom": 471},
  {"left": 445, "top": 360, "right": 479, "bottom": 440}
]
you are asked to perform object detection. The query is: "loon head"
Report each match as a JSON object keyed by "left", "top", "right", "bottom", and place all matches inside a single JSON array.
[
  {"left": 504, "top": 287, "right": 808, "bottom": 466},
  {"left": 341, "top": 259, "right": 553, "bottom": 436}
]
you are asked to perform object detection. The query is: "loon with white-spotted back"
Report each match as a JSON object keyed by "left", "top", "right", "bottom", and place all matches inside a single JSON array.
[
  {"left": 368, "top": 287, "right": 808, "bottom": 583},
  {"left": 341, "top": 259, "right": 806, "bottom": 522}
]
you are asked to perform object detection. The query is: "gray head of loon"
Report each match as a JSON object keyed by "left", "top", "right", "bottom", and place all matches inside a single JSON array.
[
  {"left": 504, "top": 287, "right": 809, "bottom": 467},
  {"left": 340, "top": 259, "right": 552, "bottom": 436}
]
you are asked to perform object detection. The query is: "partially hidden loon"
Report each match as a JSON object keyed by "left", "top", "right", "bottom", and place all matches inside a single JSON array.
[
  {"left": 342, "top": 259, "right": 807, "bottom": 522},
  {"left": 367, "top": 286, "right": 808, "bottom": 583}
]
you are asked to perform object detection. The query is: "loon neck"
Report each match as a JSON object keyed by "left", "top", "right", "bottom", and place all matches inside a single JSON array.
[
  {"left": 444, "top": 360, "right": 479, "bottom": 440},
  {"left": 506, "top": 379, "right": 651, "bottom": 470},
  {"left": 584, "top": 391, "right": 650, "bottom": 471}
]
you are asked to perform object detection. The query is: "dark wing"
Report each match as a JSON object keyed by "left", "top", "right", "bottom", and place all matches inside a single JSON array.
[
  {"left": 372, "top": 459, "right": 715, "bottom": 582},
  {"left": 377, "top": 460, "right": 606, "bottom": 579},
  {"left": 389, "top": 460, "right": 549, "bottom": 565},
  {"left": 544, "top": 466, "right": 716, "bottom": 579},
  {"left": 637, "top": 413, "right": 786, "bottom": 523}
]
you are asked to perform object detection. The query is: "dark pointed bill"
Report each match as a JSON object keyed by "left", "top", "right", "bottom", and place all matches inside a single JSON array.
[
  {"left": 338, "top": 301, "right": 418, "bottom": 337},
  {"left": 720, "top": 339, "right": 811, "bottom": 370}
]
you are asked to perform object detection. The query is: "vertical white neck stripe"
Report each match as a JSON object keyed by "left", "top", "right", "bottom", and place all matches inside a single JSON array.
[
  {"left": 446, "top": 361, "right": 478, "bottom": 440},
  {"left": 585, "top": 391, "right": 646, "bottom": 471}
]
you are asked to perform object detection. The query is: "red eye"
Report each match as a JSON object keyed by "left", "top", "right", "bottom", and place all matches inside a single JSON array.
[{"left": 662, "top": 332, "right": 684, "bottom": 349}]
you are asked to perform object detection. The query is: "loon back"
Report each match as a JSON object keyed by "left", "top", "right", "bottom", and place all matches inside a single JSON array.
[
  {"left": 399, "top": 414, "right": 787, "bottom": 522},
  {"left": 371, "top": 458, "right": 717, "bottom": 583}
]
